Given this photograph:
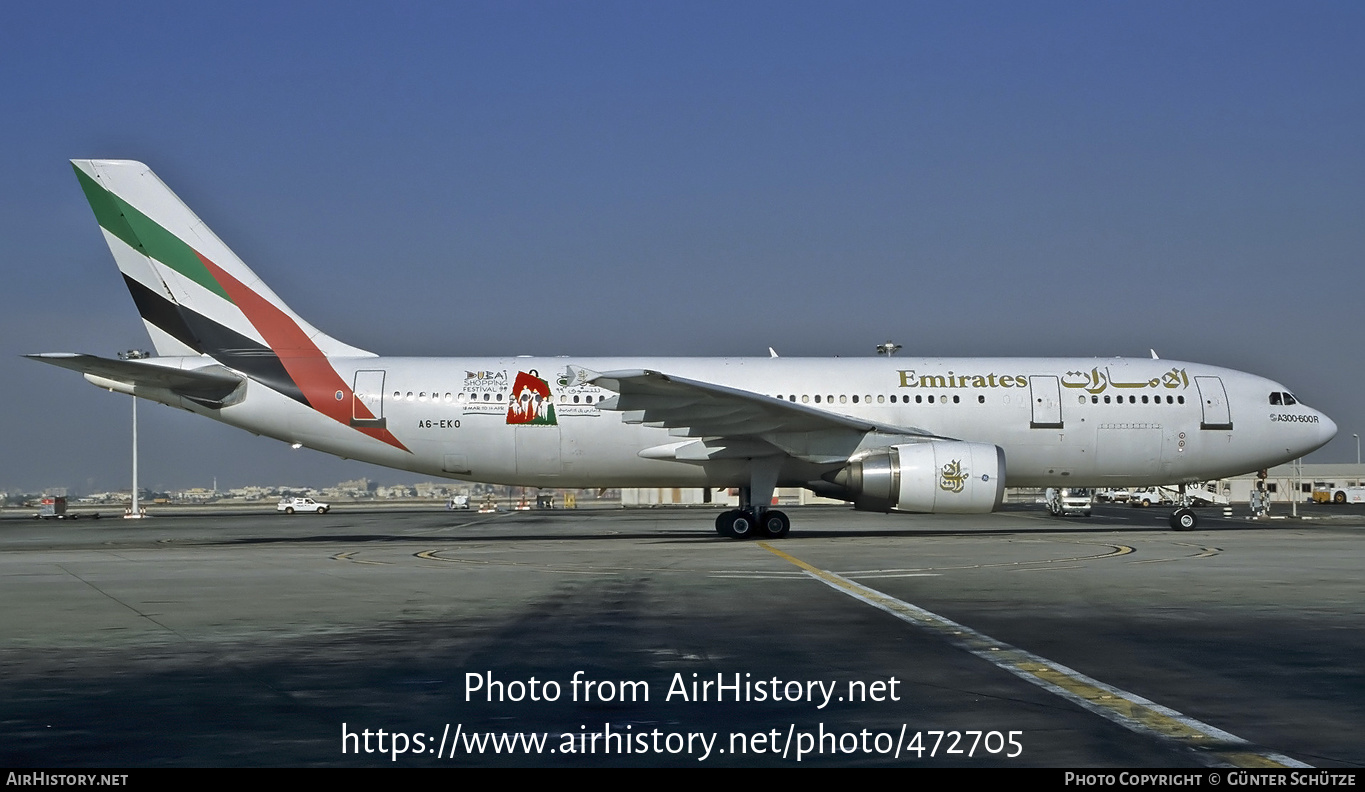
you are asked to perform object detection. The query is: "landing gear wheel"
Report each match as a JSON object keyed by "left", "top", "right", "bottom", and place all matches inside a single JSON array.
[
  {"left": 715, "top": 510, "right": 734, "bottom": 536},
  {"left": 1170, "top": 508, "right": 1197, "bottom": 531},
  {"left": 720, "top": 510, "right": 756, "bottom": 540},
  {"left": 759, "top": 510, "right": 790, "bottom": 539}
]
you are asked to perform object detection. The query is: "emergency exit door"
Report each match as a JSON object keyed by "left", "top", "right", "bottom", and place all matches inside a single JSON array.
[
  {"left": 1195, "top": 376, "right": 1233, "bottom": 430},
  {"left": 1029, "top": 375, "right": 1064, "bottom": 429},
  {"left": 351, "top": 370, "right": 387, "bottom": 428}
]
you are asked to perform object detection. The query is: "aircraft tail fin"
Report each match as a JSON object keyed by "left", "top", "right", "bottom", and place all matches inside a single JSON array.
[{"left": 71, "top": 159, "right": 374, "bottom": 403}]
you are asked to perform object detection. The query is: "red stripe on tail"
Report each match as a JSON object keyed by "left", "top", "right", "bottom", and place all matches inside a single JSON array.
[{"left": 195, "top": 252, "right": 409, "bottom": 452}]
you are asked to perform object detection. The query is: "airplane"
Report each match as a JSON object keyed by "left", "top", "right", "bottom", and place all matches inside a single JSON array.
[{"left": 29, "top": 160, "right": 1338, "bottom": 538}]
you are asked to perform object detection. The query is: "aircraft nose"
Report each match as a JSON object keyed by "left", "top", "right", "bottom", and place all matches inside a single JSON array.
[{"left": 1318, "top": 412, "right": 1339, "bottom": 448}]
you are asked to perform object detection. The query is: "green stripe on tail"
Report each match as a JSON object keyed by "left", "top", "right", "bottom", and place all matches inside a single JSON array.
[{"left": 73, "top": 164, "right": 232, "bottom": 302}]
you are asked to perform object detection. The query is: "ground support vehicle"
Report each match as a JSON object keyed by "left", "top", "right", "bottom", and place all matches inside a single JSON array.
[{"left": 1046, "top": 488, "right": 1093, "bottom": 517}]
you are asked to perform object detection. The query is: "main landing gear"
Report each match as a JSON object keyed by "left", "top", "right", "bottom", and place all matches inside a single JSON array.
[
  {"left": 716, "top": 458, "right": 791, "bottom": 539},
  {"left": 715, "top": 508, "right": 790, "bottom": 539}
]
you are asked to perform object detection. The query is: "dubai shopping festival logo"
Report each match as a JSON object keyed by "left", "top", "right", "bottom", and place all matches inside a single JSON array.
[{"left": 506, "top": 370, "right": 557, "bottom": 426}]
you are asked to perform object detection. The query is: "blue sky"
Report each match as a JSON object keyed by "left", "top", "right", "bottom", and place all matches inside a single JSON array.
[{"left": 3, "top": 2, "right": 1362, "bottom": 492}]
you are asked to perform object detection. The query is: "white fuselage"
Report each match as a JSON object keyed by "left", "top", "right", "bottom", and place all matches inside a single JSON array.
[{"left": 151, "top": 355, "right": 1335, "bottom": 491}]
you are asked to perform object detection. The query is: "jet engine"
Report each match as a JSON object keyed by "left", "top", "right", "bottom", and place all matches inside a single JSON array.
[{"left": 828, "top": 441, "right": 1006, "bottom": 514}]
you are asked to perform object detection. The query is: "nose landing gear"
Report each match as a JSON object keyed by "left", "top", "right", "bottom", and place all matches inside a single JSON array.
[
  {"left": 1170, "top": 507, "right": 1198, "bottom": 530},
  {"left": 1169, "top": 483, "right": 1199, "bottom": 530}
]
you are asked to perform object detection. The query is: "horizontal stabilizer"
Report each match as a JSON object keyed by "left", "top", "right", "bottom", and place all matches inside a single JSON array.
[{"left": 26, "top": 353, "right": 244, "bottom": 405}]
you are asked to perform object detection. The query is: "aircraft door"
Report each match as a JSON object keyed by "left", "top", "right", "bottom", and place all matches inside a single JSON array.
[
  {"left": 1195, "top": 376, "right": 1233, "bottom": 430},
  {"left": 351, "top": 370, "right": 387, "bottom": 428},
  {"left": 1029, "top": 375, "right": 1064, "bottom": 429}
]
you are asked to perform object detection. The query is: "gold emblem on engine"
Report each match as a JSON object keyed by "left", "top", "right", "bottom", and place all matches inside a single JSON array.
[{"left": 939, "top": 459, "right": 967, "bottom": 493}]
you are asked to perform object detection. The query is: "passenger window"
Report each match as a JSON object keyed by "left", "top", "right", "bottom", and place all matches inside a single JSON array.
[
  {"left": 876, "top": 395, "right": 885, "bottom": 404},
  {"left": 979, "top": 395, "right": 986, "bottom": 404}
]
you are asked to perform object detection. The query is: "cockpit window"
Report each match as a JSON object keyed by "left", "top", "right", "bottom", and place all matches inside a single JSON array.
[
  {"left": 1283, "top": 392, "right": 1297, "bottom": 405},
  {"left": 1270, "top": 392, "right": 1283, "bottom": 405}
]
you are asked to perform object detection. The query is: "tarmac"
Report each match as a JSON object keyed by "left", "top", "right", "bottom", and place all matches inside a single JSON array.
[{"left": 1, "top": 503, "right": 1362, "bottom": 767}]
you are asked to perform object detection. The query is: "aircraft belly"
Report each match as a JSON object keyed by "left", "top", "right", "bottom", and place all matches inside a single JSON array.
[
  {"left": 422, "top": 411, "right": 706, "bottom": 488},
  {"left": 514, "top": 425, "right": 561, "bottom": 480},
  {"left": 440, "top": 414, "right": 515, "bottom": 481},
  {"left": 558, "top": 420, "right": 710, "bottom": 486}
]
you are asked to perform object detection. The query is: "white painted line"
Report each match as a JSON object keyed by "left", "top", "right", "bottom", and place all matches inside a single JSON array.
[{"left": 759, "top": 543, "right": 1310, "bottom": 769}]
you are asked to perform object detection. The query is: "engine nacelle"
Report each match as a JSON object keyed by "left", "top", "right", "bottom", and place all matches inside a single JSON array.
[{"left": 831, "top": 441, "right": 1006, "bottom": 514}]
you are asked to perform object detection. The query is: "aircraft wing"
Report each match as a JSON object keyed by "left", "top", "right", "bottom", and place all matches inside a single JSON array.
[
  {"left": 579, "top": 367, "right": 945, "bottom": 464},
  {"left": 26, "top": 353, "right": 244, "bottom": 405}
]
